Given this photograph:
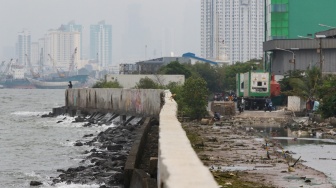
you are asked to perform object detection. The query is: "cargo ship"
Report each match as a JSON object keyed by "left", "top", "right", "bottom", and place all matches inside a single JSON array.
[{"left": 26, "top": 74, "right": 89, "bottom": 89}]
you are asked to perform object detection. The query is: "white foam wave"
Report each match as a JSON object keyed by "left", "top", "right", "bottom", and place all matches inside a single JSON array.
[
  {"left": 52, "top": 182, "right": 101, "bottom": 188},
  {"left": 11, "top": 111, "right": 50, "bottom": 116},
  {"left": 24, "top": 171, "right": 43, "bottom": 179}
]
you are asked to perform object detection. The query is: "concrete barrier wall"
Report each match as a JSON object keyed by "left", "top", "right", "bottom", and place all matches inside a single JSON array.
[
  {"left": 288, "top": 96, "right": 305, "bottom": 112},
  {"left": 66, "top": 88, "right": 164, "bottom": 117},
  {"left": 158, "top": 91, "right": 218, "bottom": 188}
]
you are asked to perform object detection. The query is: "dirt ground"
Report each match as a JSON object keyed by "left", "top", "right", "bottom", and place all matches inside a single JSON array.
[{"left": 182, "top": 114, "right": 335, "bottom": 188}]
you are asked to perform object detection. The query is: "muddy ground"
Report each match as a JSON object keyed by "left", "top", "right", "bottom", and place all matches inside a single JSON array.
[{"left": 183, "top": 113, "right": 335, "bottom": 188}]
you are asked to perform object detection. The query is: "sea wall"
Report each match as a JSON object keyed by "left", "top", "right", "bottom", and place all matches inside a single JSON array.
[
  {"left": 65, "top": 88, "right": 164, "bottom": 118},
  {"left": 158, "top": 91, "right": 218, "bottom": 188}
]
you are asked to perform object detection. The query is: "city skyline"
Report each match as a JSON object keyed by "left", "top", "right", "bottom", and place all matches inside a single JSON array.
[{"left": 0, "top": 0, "right": 200, "bottom": 66}]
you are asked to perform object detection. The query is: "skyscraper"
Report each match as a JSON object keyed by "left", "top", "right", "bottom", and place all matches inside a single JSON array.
[
  {"left": 90, "top": 21, "right": 112, "bottom": 68},
  {"left": 17, "top": 29, "right": 31, "bottom": 65},
  {"left": 60, "top": 21, "right": 83, "bottom": 58},
  {"left": 200, "top": 0, "right": 225, "bottom": 62},
  {"left": 201, "top": 0, "right": 264, "bottom": 64},
  {"left": 45, "top": 29, "right": 81, "bottom": 70}
]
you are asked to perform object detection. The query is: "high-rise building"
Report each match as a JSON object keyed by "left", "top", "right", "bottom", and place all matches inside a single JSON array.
[
  {"left": 45, "top": 29, "right": 81, "bottom": 70},
  {"left": 201, "top": 0, "right": 264, "bottom": 64},
  {"left": 200, "top": 0, "right": 225, "bottom": 62},
  {"left": 17, "top": 29, "right": 31, "bottom": 65},
  {"left": 265, "top": 0, "right": 336, "bottom": 40},
  {"left": 59, "top": 21, "right": 83, "bottom": 58},
  {"left": 90, "top": 21, "right": 112, "bottom": 68}
]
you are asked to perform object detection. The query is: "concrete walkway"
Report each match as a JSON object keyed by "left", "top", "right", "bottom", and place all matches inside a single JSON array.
[{"left": 158, "top": 91, "right": 218, "bottom": 188}]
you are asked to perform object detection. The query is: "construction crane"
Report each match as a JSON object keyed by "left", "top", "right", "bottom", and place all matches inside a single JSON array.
[
  {"left": 48, "top": 54, "right": 66, "bottom": 78},
  {"left": 25, "top": 54, "right": 40, "bottom": 78},
  {"left": 68, "top": 47, "right": 77, "bottom": 76},
  {"left": 0, "top": 59, "right": 13, "bottom": 80}
]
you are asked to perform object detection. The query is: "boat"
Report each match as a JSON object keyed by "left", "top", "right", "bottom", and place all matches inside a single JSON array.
[
  {"left": 26, "top": 74, "right": 90, "bottom": 89},
  {"left": 0, "top": 78, "right": 35, "bottom": 89},
  {"left": 0, "top": 63, "right": 35, "bottom": 89}
]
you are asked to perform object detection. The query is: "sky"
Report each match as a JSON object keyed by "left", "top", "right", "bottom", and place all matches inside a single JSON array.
[{"left": 0, "top": 0, "right": 200, "bottom": 66}]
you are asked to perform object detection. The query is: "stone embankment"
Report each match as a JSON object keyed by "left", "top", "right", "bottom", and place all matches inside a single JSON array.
[{"left": 40, "top": 109, "right": 158, "bottom": 188}]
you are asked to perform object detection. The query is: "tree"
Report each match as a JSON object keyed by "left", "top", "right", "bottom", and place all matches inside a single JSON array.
[
  {"left": 316, "top": 75, "right": 336, "bottom": 118},
  {"left": 158, "top": 61, "right": 192, "bottom": 79},
  {"left": 280, "top": 66, "right": 321, "bottom": 100},
  {"left": 181, "top": 76, "right": 208, "bottom": 120},
  {"left": 135, "top": 77, "right": 163, "bottom": 89},
  {"left": 188, "top": 62, "right": 220, "bottom": 93},
  {"left": 218, "top": 60, "right": 261, "bottom": 92},
  {"left": 92, "top": 80, "right": 123, "bottom": 88}
]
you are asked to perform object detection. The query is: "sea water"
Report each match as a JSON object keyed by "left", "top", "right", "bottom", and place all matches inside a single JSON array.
[{"left": 0, "top": 89, "right": 112, "bottom": 188}]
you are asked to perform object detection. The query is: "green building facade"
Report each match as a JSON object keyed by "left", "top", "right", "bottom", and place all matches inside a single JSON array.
[{"left": 266, "top": 0, "right": 336, "bottom": 41}]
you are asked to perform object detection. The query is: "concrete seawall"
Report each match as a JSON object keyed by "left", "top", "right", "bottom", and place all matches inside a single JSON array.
[
  {"left": 63, "top": 88, "right": 218, "bottom": 187},
  {"left": 158, "top": 91, "right": 218, "bottom": 188},
  {"left": 65, "top": 88, "right": 164, "bottom": 118}
]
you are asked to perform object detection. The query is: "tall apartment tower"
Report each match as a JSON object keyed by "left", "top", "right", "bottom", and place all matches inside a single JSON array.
[
  {"left": 60, "top": 21, "right": 83, "bottom": 58},
  {"left": 17, "top": 29, "right": 31, "bottom": 65},
  {"left": 201, "top": 0, "right": 264, "bottom": 64},
  {"left": 90, "top": 21, "right": 112, "bottom": 68},
  {"left": 45, "top": 29, "right": 81, "bottom": 70},
  {"left": 200, "top": 0, "right": 225, "bottom": 62}
]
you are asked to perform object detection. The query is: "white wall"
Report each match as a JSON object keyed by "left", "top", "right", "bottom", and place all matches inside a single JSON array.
[
  {"left": 105, "top": 74, "right": 185, "bottom": 88},
  {"left": 287, "top": 96, "right": 305, "bottom": 112}
]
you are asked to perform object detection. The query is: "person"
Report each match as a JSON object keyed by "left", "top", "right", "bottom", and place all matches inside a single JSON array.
[
  {"left": 313, "top": 99, "right": 320, "bottom": 112},
  {"left": 68, "top": 81, "right": 73, "bottom": 88},
  {"left": 213, "top": 112, "right": 220, "bottom": 121}
]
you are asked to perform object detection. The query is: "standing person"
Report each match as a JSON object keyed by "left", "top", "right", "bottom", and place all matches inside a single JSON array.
[
  {"left": 313, "top": 99, "right": 320, "bottom": 112},
  {"left": 68, "top": 81, "right": 73, "bottom": 89}
]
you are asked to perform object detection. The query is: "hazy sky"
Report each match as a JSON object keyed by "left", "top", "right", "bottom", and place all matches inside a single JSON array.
[{"left": 0, "top": 0, "right": 200, "bottom": 66}]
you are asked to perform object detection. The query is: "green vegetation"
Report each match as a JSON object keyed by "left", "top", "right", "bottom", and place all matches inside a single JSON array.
[
  {"left": 92, "top": 80, "right": 123, "bottom": 88},
  {"left": 134, "top": 77, "right": 164, "bottom": 89},
  {"left": 181, "top": 76, "right": 208, "bottom": 120}
]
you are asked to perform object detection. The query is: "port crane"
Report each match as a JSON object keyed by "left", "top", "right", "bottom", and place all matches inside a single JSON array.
[
  {"left": 68, "top": 47, "right": 77, "bottom": 76},
  {"left": 0, "top": 59, "right": 13, "bottom": 80},
  {"left": 48, "top": 54, "right": 66, "bottom": 78},
  {"left": 25, "top": 54, "right": 40, "bottom": 78}
]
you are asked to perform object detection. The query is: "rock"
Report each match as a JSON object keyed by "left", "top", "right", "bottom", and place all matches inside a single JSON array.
[
  {"left": 30, "top": 181, "right": 43, "bottom": 186},
  {"left": 74, "top": 142, "right": 83, "bottom": 146},
  {"left": 107, "top": 144, "right": 123, "bottom": 151}
]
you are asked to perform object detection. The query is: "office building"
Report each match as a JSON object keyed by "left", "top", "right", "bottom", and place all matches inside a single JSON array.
[
  {"left": 201, "top": 0, "right": 264, "bottom": 64},
  {"left": 90, "top": 21, "right": 112, "bottom": 69}
]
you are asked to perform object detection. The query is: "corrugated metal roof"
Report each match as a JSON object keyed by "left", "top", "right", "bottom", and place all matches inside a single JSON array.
[{"left": 263, "top": 39, "right": 336, "bottom": 51}]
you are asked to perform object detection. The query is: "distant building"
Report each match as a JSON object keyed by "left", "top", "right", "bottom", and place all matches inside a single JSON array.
[
  {"left": 119, "top": 54, "right": 219, "bottom": 74},
  {"left": 45, "top": 29, "right": 81, "bottom": 70},
  {"left": 90, "top": 21, "right": 112, "bottom": 69},
  {"left": 265, "top": 0, "right": 336, "bottom": 41},
  {"left": 30, "top": 42, "right": 39, "bottom": 67},
  {"left": 201, "top": 0, "right": 264, "bottom": 64},
  {"left": 105, "top": 74, "right": 185, "bottom": 89},
  {"left": 17, "top": 29, "right": 31, "bottom": 66},
  {"left": 120, "top": 57, "right": 191, "bottom": 74},
  {"left": 264, "top": 29, "right": 336, "bottom": 76},
  {"left": 59, "top": 21, "right": 83, "bottom": 58}
]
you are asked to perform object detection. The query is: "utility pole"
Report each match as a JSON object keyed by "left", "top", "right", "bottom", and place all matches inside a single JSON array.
[{"left": 318, "top": 38, "right": 323, "bottom": 73}]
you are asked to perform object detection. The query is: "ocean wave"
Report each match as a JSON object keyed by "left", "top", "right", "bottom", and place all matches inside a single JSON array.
[
  {"left": 11, "top": 111, "right": 50, "bottom": 116},
  {"left": 52, "top": 182, "right": 101, "bottom": 188}
]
